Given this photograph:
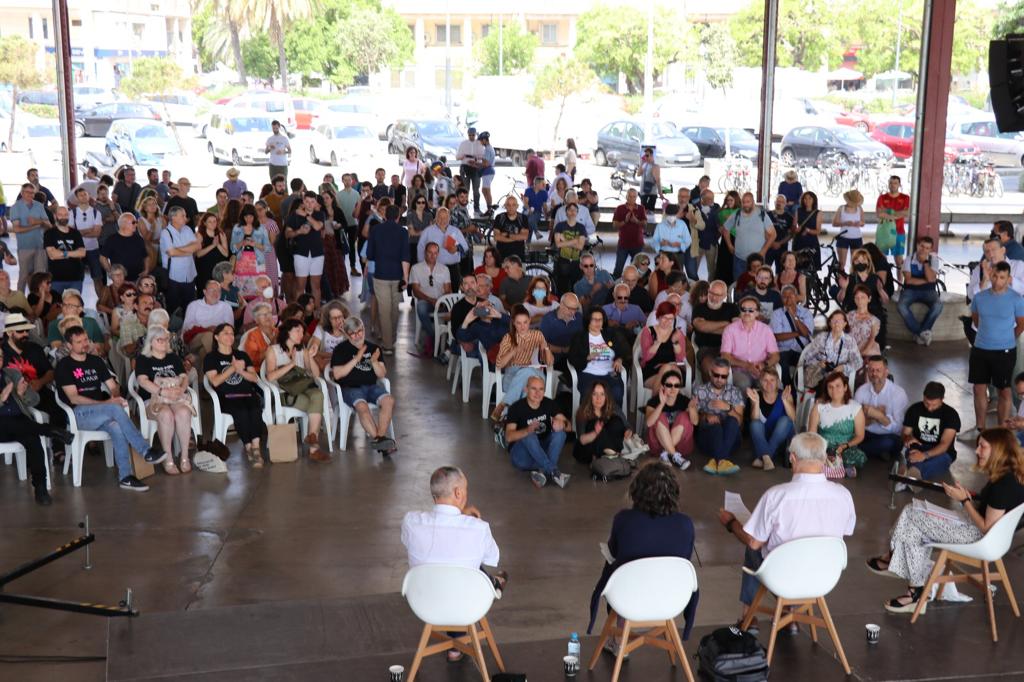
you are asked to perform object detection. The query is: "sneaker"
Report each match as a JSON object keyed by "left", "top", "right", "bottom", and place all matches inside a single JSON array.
[
  {"left": 717, "top": 459, "right": 740, "bottom": 476},
  {"left": 551, "top": 471, "right": 571, "bottom": 489},
  {"left": 34, "top": 487, "right": 52, "bottom": 506},
  {"left": 958, "top": 427, "right": 980, "bottom": 443},
  {"left": 702, "top": 460, "right": 719, "bottom": 475},
  {"left": 752, "top": 456, "right": 763, "bottom": 469},
  {"left": 671, "top": 453, "right": 690, "bottom": 471},
  {"left": 143, "top": 446, "right": 168, "bottom": 465},
  {"left": 659, "top": 451, "right": 671, "bottom": 464},
  {"left": 762, "top": 456, "right": 775, "bottom": 472},
  {"left": 845, "top": 466, "right": 858, "bottom": 478},
  {"left": 119, "top": 475, "right": 150, "bottom": 492},
  {"left": 913, "top": 334, "right": 925, "bottom": 345},
  {"left": 495, "top": 428, "right": 508, "bottom": 450},
  {"left": 921, "top": 330, "right": 933, "bottom": 346},
  {"left": 530, "top": 471, "right": 547, "bottom": 488},
  {"left": 372, "top": 436, "right": 396, "bottom": 452}
]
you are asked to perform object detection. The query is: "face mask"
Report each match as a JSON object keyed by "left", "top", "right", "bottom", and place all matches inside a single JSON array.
[
  {"left": 854, "top": 263, "right": 868, "bottom": 273},
  {"left": 637, "top": 266, "right": 649, "bottom": 276},
  {"left": 533, "top": 288, "right": 547, "bottom": 300},
  {"left": 666, "top": 215, "right": 676, "bottom": 224},
  {"left": 262, "top": 286, "right": 274, "bottom": 299}
]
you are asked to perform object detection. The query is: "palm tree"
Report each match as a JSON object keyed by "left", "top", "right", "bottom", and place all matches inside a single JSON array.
[
  {"left": 247, "top": 0, "right": 315, "bottom": 91},
  {"left": 194, "top": 0, "right": 250, "bottom": 84}
]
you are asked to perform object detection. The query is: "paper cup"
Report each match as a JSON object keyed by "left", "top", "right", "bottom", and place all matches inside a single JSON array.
[
  {"left": 865, "top": 623, "right": 880, "bottom": 644},
  {"left": 388, "top": 664, "right": 405, "bottom": 681}
]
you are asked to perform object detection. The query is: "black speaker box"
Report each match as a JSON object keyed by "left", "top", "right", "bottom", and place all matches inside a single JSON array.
[{"left": 989, "top": 36, "right": 1024, "bottom": 133}]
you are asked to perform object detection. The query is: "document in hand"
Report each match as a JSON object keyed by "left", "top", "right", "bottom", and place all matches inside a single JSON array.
[
  {"left": 912, "top": 498, "right": 970, "bottom": 526},
  {"left": 725, "top": 491, "right": 752, "bottom": 525}
]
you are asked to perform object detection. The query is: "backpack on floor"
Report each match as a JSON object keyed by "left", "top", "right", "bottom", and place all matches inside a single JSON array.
[
  {"left": 697, "top": 626, "right": 769, "bottom": 682},
  {"left": 591, "top": 455, "right": 633, "bottom": 481}
]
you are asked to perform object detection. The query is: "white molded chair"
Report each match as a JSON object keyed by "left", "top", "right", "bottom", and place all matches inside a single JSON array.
[
  {"left": 203, "top": 373, "right": 273, "bottom": 443},
  {"left": 402, "top": 564, "right": 505, "bottom": 682},
  {"left": 127, "top": 372, "right": 202, "bottom": 453},
  {"left": 451, "top": 343, "right": 483, "bottom": 402},
  {"left": 481, "top": 342, "right": 556, "bottom": 419},
  {"left": 260, "top": 360, "right": 334, "bottom": 446},
  {"left": 433, "top": 293, "right": 462, "bottom": 358},
  {"left": 589, "top": 557, "right": 698, "bottom": 682},
  {"left": 52, "top": 386, "right": 115, "bottom": 488},
  {"left": 740, "top": 536, "right": 851, "bottom": 675},
  {"left": 911, "top": 503, "right": 1024, "bottom": 642},
  {"left": 0, "top": 407, "right": 53, "bottom": 490},
  {"left": 632, "top": 339, "right": 692, "bottom": 432},
  {"left": 568, "top": 364, "right": 629, "bottom": 432},
  {"left": 326, "top": 376, "right": 395, "bottom": 451}
]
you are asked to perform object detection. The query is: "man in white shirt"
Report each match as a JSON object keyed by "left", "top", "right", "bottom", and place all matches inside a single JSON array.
[
  {"left": 70, "top": 186, "right": 106, "bottom": 297},
  {"left": 456, "top": 128, "right": 485, "bottom": 215},
  {"left": 718, "top": 432, "right": 856, "bottom": 625},
  {"left": 969, "top": 237, "right": 1024, "bottom": 298},
  {"left": 410, "top": 241, "right": 452, "bottom": 356},
  {"left": 265, "top": 119, "right": 292, "bottom": 183},
  {"left": 182, "top": 279, "right": 233, "bottom": 365},
  {"left": 418, "top": 207, "right": 469, "bottom": 284},
  {"left": 160, "top": 206, "right": 200, "bottom": 317},
  {"left": 854, "top": 355, "right": 909, "bottom": 462}
]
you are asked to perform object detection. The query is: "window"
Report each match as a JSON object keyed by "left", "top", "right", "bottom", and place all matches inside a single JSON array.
[
  {"left": 27, "top": 17, "right": 33, "bottom": 39},
  {"left": 71, "top": 19, "right": 81, "bottom": 27},
  {"left": 542, "top": 23, "right": 557, "bottom": 45},
  {"left": 435, "top": 24, "right": 461, "bottom": 44},
  {"left": 481, "top": 24, "right": 490, "bottom": 38},
  {"left": 42, "top": 18, "right": 49, "bottom": 40}
]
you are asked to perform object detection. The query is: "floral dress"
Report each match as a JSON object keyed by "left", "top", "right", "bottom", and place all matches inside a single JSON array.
[
  {"left": 848, "top": 311, "right": 881, "bottom": 358},
  {"left": 815, "top": 400, "right": 867, "bottom": 469}
]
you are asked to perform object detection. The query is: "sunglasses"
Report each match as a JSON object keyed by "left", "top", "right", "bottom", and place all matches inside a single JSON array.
[
  {"left": 713, "top": 373, "right": 729, "bottom": 379},
  {"left": 663, "top": 382, "right": 681, "bottom": 388},
  {"left": 122, "top": 292, "right": 137, "bottom": 298},
  {"left": 614, "top": 296, "right": 629, "bottom": 301},
  {"left": 740, "top": 307, "right": 757, "bottom": 313},
  {"left": 581, "top": 264, "right": 595, "bottom": 269},
  {"left": 428, "top": 275, "right": 434, "bottom": 287}
]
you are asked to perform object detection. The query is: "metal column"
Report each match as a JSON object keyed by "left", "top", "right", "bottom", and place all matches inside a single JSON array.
[
  {"left": 909, "top": 0, "right": 956, "bottom": 249},
  {"left": 756, "top": 0, "right": 779, "bottom": 205},
  {"left": 52, "top": 0, "right": 77, "bottom": 195}
]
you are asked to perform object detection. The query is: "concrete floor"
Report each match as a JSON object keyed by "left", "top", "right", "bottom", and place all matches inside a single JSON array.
[{"left": 1, "top": 287, "right": 1022, "bottom": 681}]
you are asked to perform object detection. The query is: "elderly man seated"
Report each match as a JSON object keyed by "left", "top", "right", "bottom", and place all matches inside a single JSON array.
[
  {"left": 717, "top": 432, "right": 856, "bottom": 631},
  {"left": 331, "top": 316, "right": 397, "bottom": 455},
  {"left": 720, "top": 295, "right": 779, "bottom": 390},
  {"left": 603, "top": 282, "right": 646, "bottom": 342},
  {"left": 46, "top": 290, "right": 109, "bottom": 357},
  {"left": 769, "top": 285, "right": 813, "bottom": 387},
  {"left": 540, "top": 293, "right": 582, "bottom": 371},
  {"left": 182, "top": 279, "right": 234, "bottom": 367}
]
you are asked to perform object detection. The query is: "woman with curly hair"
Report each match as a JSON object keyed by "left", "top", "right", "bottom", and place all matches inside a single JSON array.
[
  {"left": 587, "top": 461, "right": 698, "bottom": 651},
  {"left": 573, "top": 379, "right": 632, "bottom": 464}
]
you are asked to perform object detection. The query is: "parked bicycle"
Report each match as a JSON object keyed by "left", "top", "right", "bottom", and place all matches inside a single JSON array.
[{"left": 798, "top": 230, "right": 847, "bottom": 315}]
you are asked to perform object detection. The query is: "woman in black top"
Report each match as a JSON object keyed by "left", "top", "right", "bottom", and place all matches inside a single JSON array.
[
  {"left": 136, "top": 326, "right": 193, "bottom": 475},
  {"left": 868, "top": 428, "right": 1024, "bottom": 613},
  {"left": 836, "top": 247, "right": 889, "bottom": 348},
  {"left": 793, "top": 191, "right": 823, "bottom": 269},
  {"left": 568, "top": 306, "right": 627, "bottom": 407},
  {"left": 194, "top": 211, "right": 230, "bottom": 295},
  {"left": 203, "top": 323, "right": 265, "bottom": 467},
  {"left": 406, "top": 194, "right": 434, "bottom": 267},
  {"left": 0, "top": 368, "right": 66, "bottom": 505},
  {"left": 573, "top": 379, "right": 632, "bottom": 464}
]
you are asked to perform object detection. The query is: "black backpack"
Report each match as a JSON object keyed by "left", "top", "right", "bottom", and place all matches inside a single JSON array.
[{"left": 697, "top": 626, "right": 769, "bottom": 682}]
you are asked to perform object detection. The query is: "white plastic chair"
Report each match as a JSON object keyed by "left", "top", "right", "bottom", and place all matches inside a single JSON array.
[
  {"left": 589, "top": 557, "right": 698, "bottom": 682},
  {"left": 126, "top": 372, "right": 202, "bottom": 453},
  {"left": 911, "top": 503, "right": 1024, "bottom": 641},
  {"left": 568, "top": 364, "right": 629, "bottom": 432},
  {"left": 325, "top": 376, "right": 395, "bottom": 451},
  {"left": 203, "top": 373, "right": 273, "bottom": 443},
  {"left": 260, "top": 359, "right": 334, "bottom": 446},
  {"left": 740, "top": 536, "right": 851, "bottom": 675},
  {"left": 402, "top": 564, "right": 505, "bottom": 682},
  {"left": 0, "top": 407, "right": 53, "bottom": 490},
  {"left": 433, "top": 293, "right": 462, "bottom": 358},
  {"left": 52, "top": 385, "right": 115, "bottom": 488},
  {"left": 481, "top": 342, "right": 555, "bottom": 419},
  {"left": 450, "top": 343, "right": 482, "bottom": 402}
]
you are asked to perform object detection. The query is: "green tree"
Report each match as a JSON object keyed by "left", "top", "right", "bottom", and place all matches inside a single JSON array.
[
  {"left": 993, "top": 0, "right": 1024, "bottom": 38},
  {"left": 0, "top": 35, "right": 44, "bottom": 151},
  {"left": 242, "top": 32, "right": 277, "bottom": 82},
  {"left": 247, "top": 0, "right": 316, "bottom": 91},
  {"left": 697, "top": 23, "right": 736, "bottom": 92},
  {"left": 339, "top": 6, "right": 414, "bottom": 85},
  {"left": 575, "top": 3, "right": 694, "bottom": 94},
  {"left": 475, "top": 22, "right": 538, "bottom": 76},
  {"left": 529, "top": 57, "right": 598, "bottom": 142},
  {"left": 118, "top": 57, "right": 197, "bottom": 148},
  {"left": 727, "top": 1, "right": 764, "bottom": 68}
]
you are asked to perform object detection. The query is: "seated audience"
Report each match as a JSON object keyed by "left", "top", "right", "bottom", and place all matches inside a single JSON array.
[
  {"left": 331, "top": 317, "right": 397, "bottom": 455},
  {"left": 639, "top": 301, "right": 688, "bottom": 389},
  {"left": 265, "top": 318, "right": 327, "bottom": 462},
  {"left": 498, "top": 255, "right": 529, "bottom": 307},
  {"left": 243, "top": 302, "right": 276, "bottom": 369},
  {"left": 603, "top": 283, "right": 646, "bottom": 342},
  {"left": 242, "top": 274, "right": 287, "bottom": 327},
  {"left": 523, "top": 275, "right": 560, "bottom": 324},
  {"left": 720, "top": 295, "right": 780, "bottom": 390},
  {"left": 136, "top": 326, "right": 194, "bottom": 475},
  {"left": 539, "top": 293, "right": 582, "bottom": 368},
  {"left": 896, "top": 381, "right": 960, "bottom": 487},
  {"left": 409, "top": 241, "right": 452, "bottom": 357},
  {"left": 797, "top": 310, "right": 862, "bottom": 392},
  {"left": 692, "top": 356, "right": 745, "bottom": 476},
  {"left": 692, "top": 279, "right": 738, "bottom": 381},
  {"left": 807, "top": 371, "right": 868, "bottom": 477},
  {"left": 474, "top": 246, "right": 506, "bottom": 292},
  {"left": 735, "top": 253, "right": 763, "bottom": 293},
  {"left": 770, "top": 285, "right": 813, "bottom": 387},
  {"left": 182, "top": 279, "right": 233, "bottom": 366},
  {"left": 568, "top": 306, "right": 626, "bottom": 408},
  {"left": 746, "top": 371, "right": 796, "bottom": 471},
  {"left": 647, "top": 251, "right": 679, "bottom": 300},
  {"left": 312, "top": 300, "right": 349, "bottom": 370},
  {"left": 854, "top": 355, "right": 909, "bottom": 462},
  {"left": 897, "top": 236, "right": 943, "bottom": 346},
  {"left": 621, "top": 265, "right": 654, "bottom": 313},
  {"left": 573, "top": 379, "right": 632, "bottom": 464},
  {"left": 47, "top": 290, "right": 108, "bottom": 356},
  {"left": 748, "top": 266, "right": 782, "bottom": 321},
  {"left": 645, "top": 367, "right": 694, "bottom": 469},
  {"left": 503, "top": 375, "right": 571, "bottom": 489},
  {"left": 774, "top": 251, "right": 806, "bottom": 302},
  {"left": 574, "top": 252, "right": 614, "bottom": 308},
  {"left": 203, "top": 323, "right": 265, "bottom": 467},
  {"left": 493, "top": 305, "right": 555, "bottom": 421},
  {"left": 848, "top": 285, "right": 882, "bottom": 367},
  {"left": 212, "top": 261, "right": 246, "bottom": 324}
]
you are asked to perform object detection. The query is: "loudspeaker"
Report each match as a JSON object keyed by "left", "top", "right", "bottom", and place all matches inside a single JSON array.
[{"left": 989, "top": 36, "right": 1024, "bottom": 133}]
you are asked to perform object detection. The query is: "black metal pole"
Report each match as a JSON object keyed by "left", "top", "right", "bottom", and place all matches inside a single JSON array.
[
  {"left": 0, "top": 534, "right": 94, "bottom": 587},
  {"left": 0, "top": 592, "right": 137, "bottom": 617}
]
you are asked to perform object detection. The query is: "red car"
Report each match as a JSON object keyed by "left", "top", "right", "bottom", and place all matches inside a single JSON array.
[
  {"left": 834, "top": 109, "right": 874, "bottom": 132},
  {"left": 871, "top": 119, "right": 980, "bottom": 162},
  {"left": 292, "top": 98, "right": 323, "bottom": 130}
]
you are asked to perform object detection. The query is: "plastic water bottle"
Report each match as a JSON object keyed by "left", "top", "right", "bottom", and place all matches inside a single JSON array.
[{"left": 567, "top": 631, "right": 581, "bottom": 661}]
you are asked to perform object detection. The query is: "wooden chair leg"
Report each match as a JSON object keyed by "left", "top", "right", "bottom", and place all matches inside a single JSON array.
[
  {"left": 912, "top": 550, "right": 947, "bottom": 624},
  {"left": 479, "top": 617, "right": 505, "bottom": 672},
  {"left": 766, "top": 598, "right": 785, "bottom": 666},
  {"left": 817, "top": 597, "right": 851, "bottom": 675},
  {"left": 663, "top": 621, "right": 677, "bottom": 666},
  {"left": 806, "top": 603, "right": 818, "bottom": 643},
  {"left": 407, "top": 624, "right": 432, "bottom": 682},
  {"left": 995, "top": 559, "right": 1021, "bottom": 618},
  {"left": 589, "top": 611, "right": 616, "bottom": 670},
  {"left": 741, "top": 585, "right": 767, "bottom": 629},
  {"left": 611, "top": 620, "right": 631, "bottom": 682},
  {"left": 667, "top": 620, "right": 695, "bottom": 682},
  {"left": 983, "top": 561, "right": 999, "bottom": 642},
  {"left": 468, "top": 623, "right": 489, "bottom": 682}
]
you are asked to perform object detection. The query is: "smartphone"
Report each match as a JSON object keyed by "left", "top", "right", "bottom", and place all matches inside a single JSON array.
[{"left": 474, "top": 306, "right": 489, "bottom": 318}]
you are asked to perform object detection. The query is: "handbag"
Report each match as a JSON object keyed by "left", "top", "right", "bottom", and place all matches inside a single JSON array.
[
  {"left": 875, "top": 219, "right": 898, "bottom": 252},
  {"left": 268, "top": 422, "right": 299, "bottom": 463},
  {"left": 824, "top": 453, "right": 846, "bottom": 480},
  {"left": 277, "top": 365, "right": 317, "bottom": 404}
]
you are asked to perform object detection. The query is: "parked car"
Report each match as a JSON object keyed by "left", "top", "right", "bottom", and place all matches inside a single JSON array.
[
  {"left": 292, "top": 98, "right": 323, "bottom": 130},
  {"left": 224, "top": 92, "right": 296, "bottom": 131},
  {"left": 16, "top": 115, "right": 62, "bottom": 164},
  {"left": 870, "top": 119, "right": 981, "bottom": 162},
  {"left": 946, "top": 116, "right": 1024, "bottom": 167},
  {"left": 388, "top": 119, "right": 463, "bottom": 165},
  {"left": 779, "top": 125, "right": 893, "bottom": 166},
  {"left": 144, "top": 92, "right": 199, "bottom": 129},
  {"left": 104, "top": 119, "right": 184, "bottom": 166},
  {"left": 74, "top": 102, "right": 160, "bottom": 137},
  {"left": 594, "top": 119, "right": 700, "bottom": 168},
  {"left": 324, "top": 98, "right": 392, "bottom": 139},
  {"left": 308, "top": 118, "right": 381, "bottom": 165},
  {"left": 73, "top": 85, "right": 116, "bottom": 111},
  {"left": 17, "top": 90, "right": 57, "bottom": 107},
  {"left": 206, "top": 112, "right": 275, "bottom": 165},
  {"left": 679, "top": 125, "right": 759, "bottom": 160}
]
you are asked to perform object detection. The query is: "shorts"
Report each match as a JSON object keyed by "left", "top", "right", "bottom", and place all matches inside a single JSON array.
[
  {"left": 341, "top": 383, "right": 389, "bottom": 408},
  {"left": 836, "top": 236, "right": 863, "bottom": 251},
  {"left": 968, "top": 347, "right": 1016, "bottom": 388},
  {"left": 294, "top": 254, "right": 324, "bottom": 277},
  {"left": 481, "top": 172, "right": 495, "bottom": 188},
  {"left": 880, "top": 232, "right": 906, "bottom": 257}
]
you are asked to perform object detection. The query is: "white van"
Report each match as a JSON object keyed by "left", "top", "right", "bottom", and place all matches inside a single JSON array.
[{"left": 225, "top": 92, "right": 296, "bottom": 131}]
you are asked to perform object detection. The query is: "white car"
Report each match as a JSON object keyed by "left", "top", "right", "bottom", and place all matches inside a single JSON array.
[
  {"left": 225, "top": 92, "right": 296, "bottom": 131},
  {"left": 946, "top": 116, "right": 1024, "bottom": 167},
  {"left": 18, "top": 115, "right": 62, "bottom": 163},
  {"left": 307, "top": 120, "right": 381, "bottom": 166},
  {"left": 206, "top": 111, "right": 276, "bottom": 165},
  {"left": 73, "top": 85, "right": 116, "bottom": 111},
  {"left": 144, "top": 92, "right": 200, "bottom": 129}
]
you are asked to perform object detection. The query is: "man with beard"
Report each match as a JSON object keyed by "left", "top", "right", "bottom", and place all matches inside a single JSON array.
[
  {"left": 3, "top": 311, "right": 66, "bottom": 462},
  {"left": 692, "top": 279, "right": 739, "bottom": 381}
]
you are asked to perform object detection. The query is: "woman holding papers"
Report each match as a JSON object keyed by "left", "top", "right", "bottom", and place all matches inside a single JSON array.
[{"left": 868, "top": 427, "right": 1024, "bottom": 613}]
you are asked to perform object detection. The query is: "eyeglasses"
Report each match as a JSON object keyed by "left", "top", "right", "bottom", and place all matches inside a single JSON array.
[
  {"left": 122, "top": 292, "right": 137, "bottom": 298},
  {"left": 581, "top": 264, "right": 595, "bottom": 269},
  {"left": 663, "top": 382, "right": 681, "bottom": 388},
  {"left": 712, "top": 373, "right": 729, "bottom": 379},
  {"left": 428, "top": 275, "right": 434, "bottom": 287},
  {"left": 614, "top": 296, "right": 629, "bottom": 301},
  {"left": 740, "top": 307, "right": 757, "bottom": 313}
]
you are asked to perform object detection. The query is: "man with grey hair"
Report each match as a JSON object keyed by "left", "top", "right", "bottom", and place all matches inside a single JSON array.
[
  {"left": 331, "top": 316, "right": 397, "bottom": 455},
  {"left": 100, "top": 212, "right": 150, "bottom": 281},
  {"left": 160, "top": 205, "right": 200, "bottom": 318},
  {"left": 770, "top": 284, "right": 813, "bottom": 387},
  {"left": 717, "top": 432, "right": 856, "bottom": 628}
]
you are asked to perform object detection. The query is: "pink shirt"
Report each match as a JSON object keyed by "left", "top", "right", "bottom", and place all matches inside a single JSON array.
[
  {"left": 743, "top": 473, "right": 856, "bottom": 554},
  {"left": 721, "top": 319, "right": 778, "bottom": 364}
]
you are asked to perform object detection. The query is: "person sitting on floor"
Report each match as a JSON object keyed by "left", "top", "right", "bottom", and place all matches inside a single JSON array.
[
  {"left": 573, "top": 379, "right": 633, "bottom": 465},
  {"left": 894, "top": 380, "right": 961, "bottom": 489},
  {"left": 692, "top": 356, "right": 745, "bottom": 476},
  {"left": 645, "top": 367, "right": 694, "bottom": 470},
  {"left": 746, "top": 370, "right": 796, "bottom": 472},
  {"left": 718, "top": 432, "right": 856, "bottom": 631},
  {"left": 503, "top": 375, "right": 571, "bottom": 489}
]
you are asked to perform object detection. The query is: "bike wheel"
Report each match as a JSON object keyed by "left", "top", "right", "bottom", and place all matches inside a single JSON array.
[{"left": 523, "top": 263, "right": 553, "bottom": 281}]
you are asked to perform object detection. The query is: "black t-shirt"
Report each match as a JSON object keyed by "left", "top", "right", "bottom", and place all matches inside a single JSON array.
[
  {"left": 135, "top": 353, "right": 185, "bottom": 400},
  {"left": 646, "top": 394, "right": 690, "bottom": 423},
  {"left": 26, "top": 292, "right": 50, "bottom": 319},
  {"left": 976, "top": 474, "right": 1024, "bottom": 519},
  {"left": 43, "top": 227, "right": 86, "bottom": 282},
  {"left": 750, "top": 288, "right": 783, "bottom": 316},
  {"left": 113, "top": 181, "right": 142, "bottom": 214},
  {"left": 450, "top": 298, "right": 475, "bottom": 336},
  {"left": 55, "top": 354, "right": 111, "bottom": 403},
  {"left": 3, "top": 341, "right": 51, "bottom": 383},
  {"left": 164, "top": 195, "right": 199, "bottom": 226},
  {"left": 331, "top": 341, "right": 381, "bottom": 387},
  {"left": 902, "top": 401, "right": 961, "bottom": 459},
  {"left": 692, "top": 302, "right": 739, "bottom": 349},
  {"left": 494, "top": 213, "right": 528, "bottom": 259},
  {"left": 506, "top": 397, "right": 562, "bottom": 435},
  {"left": 629, "top": 286, "right": 655, "bottom": 314},
  {"left": 100, "top": 232, "right": 149, "bottom": 281},
  {"left": 203, "top": 349, "right": 257, "bottom": 400},
  {"left": 286, "top": 209, "right": 326, "bottom": 257},
  {"left": 499, "top": 275, "right": 530, "bottom": 306}
]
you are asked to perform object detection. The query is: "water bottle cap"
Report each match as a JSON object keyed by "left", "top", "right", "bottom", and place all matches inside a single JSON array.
[{"left": 571, "top": 632, "right": 578, "bottom": 639}]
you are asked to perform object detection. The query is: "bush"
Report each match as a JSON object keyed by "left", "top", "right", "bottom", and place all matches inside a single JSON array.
[{"left": 21, "top": 103, "right": 57, "bottom": 118}]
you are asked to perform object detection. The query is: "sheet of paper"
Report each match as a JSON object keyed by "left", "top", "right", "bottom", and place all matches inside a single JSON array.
[
  {"left": 912, "top": 498, "right": 970, "bottom": 526},
  {"left": 724, "top": 491, "right": 752, "bottom": 525},
  {"left": 599, "top": 542, "right": 615, "bottom": 564}
]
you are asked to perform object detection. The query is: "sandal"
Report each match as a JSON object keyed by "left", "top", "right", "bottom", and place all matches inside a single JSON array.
[
  {"left": 179, "top": 456, "right": 192, "bottom": 474},
  {"left": 866, "top": 556, "right": 894, "bottom": 577},
  {"left": 247, "top": 445, "right": 264, "bottom": 469},
  {"left": 885, "top": 586, "right": 926, "bottom": 614},
  {"left": 163, "top": 460, "right": 181, "bottom": 476}
]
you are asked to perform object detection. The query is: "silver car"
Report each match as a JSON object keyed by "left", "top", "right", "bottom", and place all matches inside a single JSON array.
[
  {"left": 206, "top": 112, "right": 274, "bottom": 166},
  {"left": 308, "top": 119, "right": 381, "bottom": 166},
  {"left": 594, "top": 120, "right": 701, "bottom": 167},
  {"left": 946, "top": 116, "right": 1024, "bottom": 167}
]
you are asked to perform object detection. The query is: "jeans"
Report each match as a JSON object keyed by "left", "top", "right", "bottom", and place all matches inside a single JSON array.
[
  {"left": 501, "top": 366, "right": 544, "bottom": 405},
  {"left": 51, "top": 280, "right": 84, "bottom": 297},
  {"left": 510, "top": 431, "right": 567, "bottom": 474},
  {"left": 73, "top": 403, "right": 151, "bottom": 480},
  {"left": 897, "top": 289, "right": 944, "bottom": 336},
  {"left": 613, "top": 248, "right": 641, "bottom": 278},
  {"left": 861, "top": 432, "right": 902, "bottom": 462},
  {"left": 696, "top": 415, "right": 741, "bottom": 461},
  {"left": 527, "top": 211, "right": 542, "bottom": 241},
  {"left": 740, "top": 546, "right": 765, "bottom": 605},
  {"left": 416, "top": 299, "right": 435, "bottom": 343},
  {"left": 911, "top": 451, "right": 953, "bottom": 480},
  {"left": 779, "top": 349, "right": 801, "bottom": 387},
  {"left": 683, "top": 252, "right": 699, "bottom": 282},
  {"left": 165, "top": 278, "right": 196, "bottom": 318},
  {"left": 84, "top": 249, "right": 104, "bottom": 286},
  {"left": 749, "top": 415, "right": 794, "bottom": 462},
  {"left": 734, "top": 255, "right": 750, "bottom": 283},
  {"left": 576, "top": 371, "right": 624, "bottom": 410}
]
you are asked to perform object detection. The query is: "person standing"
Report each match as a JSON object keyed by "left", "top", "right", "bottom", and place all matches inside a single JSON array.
[
  {"left": 777, "top": 169, "right": 802, "bottom": 217},
  {"left": 112, "top": 166, "right": 142, "bottom": 215},
  {"left": 875, "top": 176, "right": 910, "bottom": 272},
  {"left": 223, "top": 168, "right": 247, "bottom": 201},
  {"left": 43, "top": 206, "right": 87, "bottom": 297},
  {"left": 366, "top": 204, "right": 410, "bottom": 356},
  {"left": 286, "top": 191, "right": 327, "bottom": 311},
  {"left": 163, "top": 177, "right": 199, "bottom": 226},
  {"left": 612, "top": 189, "right": 647, "bottom": 278},
  {"left": 832, "top": 189, "right": 865, "bottom": 273},
  {"left": 457, "top": 127, "right": 485, "bottom": 215},
  {"left": 524, "top": 148, "right": 545, "bottom": 189},
  {"left": 9, "top": 184, "right": 50, "bottom": 293},
  {"left": 564, "top": 139, "right": 578, "bottom": 181},
  {"left": 478, "top": 131, "right": 496, "bottom": 216},
  {"left": 493, "top": 196, "right": 529, "bottom": 262},
  {"left": 265, "top": 120, "right": 291, "bottom": 183},
  {"left": 722, "top": 193, "right": 775, "bottom": 284},
  {"left": 638, "top": 147, "right": 664, "bottom": 213},
  {"left": 160, "top": 206, "right": 200, "bottom": 317},
  {"left": 991, "top": 220, "right": 1024, "bottom": 262}
]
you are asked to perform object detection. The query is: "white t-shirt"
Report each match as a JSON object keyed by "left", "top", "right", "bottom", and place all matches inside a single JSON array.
[
  {"left": 409, "top": 261, "right": 451, "bottom": 300},
  {"left": 71, "top": 205, "right": 102, "bottom": 251},
  {"left": 584, "top": 332, "right": 615, "bottom": 376},
  {"left": 266, "top": 133, "right": 290, "bottom": 166},
  {"left": 313, "top": 327, "right": 346, "bottom": 357}
]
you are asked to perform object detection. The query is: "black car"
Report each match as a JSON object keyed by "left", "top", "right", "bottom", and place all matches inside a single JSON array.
[
  {"left": 74, "top": 102, "right": 160, "bottom": 138},
  {"left": 680, "top": 125, "right": 760, "bottom": 160},
  {"left": 17, "top": 90, "right": 57, "bottom": 107},
  {"left": 387, "top": 119, "right": 463, "bottom": 164},
  {"left": 779, "top": 125, "right": 893, "bottom": 166}
]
